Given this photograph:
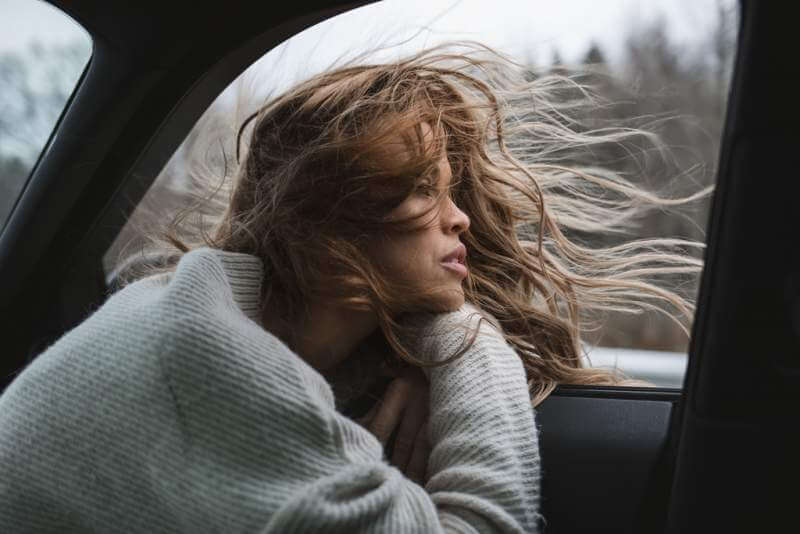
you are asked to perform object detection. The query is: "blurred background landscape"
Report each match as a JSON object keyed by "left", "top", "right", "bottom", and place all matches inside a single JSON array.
[{"left": 0, "top": 0, "right": 738, "bottom": 362}]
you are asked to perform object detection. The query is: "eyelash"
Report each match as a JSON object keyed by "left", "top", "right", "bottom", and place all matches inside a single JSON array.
[{"left": 416, "top": 182, "right": 438, "bottom": 198}]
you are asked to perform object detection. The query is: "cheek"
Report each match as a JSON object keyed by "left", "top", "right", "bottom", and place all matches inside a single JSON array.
[{"left": 375, "top": 233, "right": 434, "bottom": 276}]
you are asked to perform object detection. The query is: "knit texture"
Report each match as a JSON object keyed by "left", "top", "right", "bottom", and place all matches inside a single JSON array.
[{"left": 0, "top": 248, "right": 541, "bottom": 533}]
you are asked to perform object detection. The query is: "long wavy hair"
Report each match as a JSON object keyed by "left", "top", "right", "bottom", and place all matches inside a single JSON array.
[{"left": 129, "top": 42, "right": 708, "bottom": 406}]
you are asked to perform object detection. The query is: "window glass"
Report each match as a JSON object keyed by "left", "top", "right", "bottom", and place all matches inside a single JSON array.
[
  {"left": 0, "top": 0, "right": 92, "bottom": 229},
  {"left": 106, "top": 0, "right": 739, "bottom": 388}
]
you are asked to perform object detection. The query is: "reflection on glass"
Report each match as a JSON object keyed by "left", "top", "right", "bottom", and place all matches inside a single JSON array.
[{"left": 0, "top": 0, "right": 92, "bottom": 228}]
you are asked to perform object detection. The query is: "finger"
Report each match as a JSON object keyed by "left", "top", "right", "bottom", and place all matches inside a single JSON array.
[
  {"left": 390, "top": 393, "right": 429, "bottom": 470},
  {"left": 405, "top": 418, "right": 431, "bottom": 485},
  {"left": 368, "top": 378, "right": 410, "bottom": 445}
]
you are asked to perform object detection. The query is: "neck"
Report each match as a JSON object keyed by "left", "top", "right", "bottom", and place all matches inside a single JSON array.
[{"left": 263, "top": 301, "right": 379, "bottom": 372}]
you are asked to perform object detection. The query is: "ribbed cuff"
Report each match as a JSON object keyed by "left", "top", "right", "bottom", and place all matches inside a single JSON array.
[{"left": 185, "top": 248, "right": 264, "bottom": 322}]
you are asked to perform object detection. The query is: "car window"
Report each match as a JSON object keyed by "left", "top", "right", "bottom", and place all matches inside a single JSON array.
[
  {"left": 0, "top": 0, "right": 91, "bottom": 231},
  {"left": 104, "top": 0, "right": 739, "bottom": 388}
]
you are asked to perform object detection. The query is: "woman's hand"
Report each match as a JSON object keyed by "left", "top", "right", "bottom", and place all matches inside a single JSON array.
[{"left": 356, "top": 365, "right": 431, "bottom": 485}]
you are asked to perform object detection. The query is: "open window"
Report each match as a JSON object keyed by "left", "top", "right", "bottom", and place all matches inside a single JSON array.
[{"left": 103, "top": 0, "right": 740, "bottom": 389}]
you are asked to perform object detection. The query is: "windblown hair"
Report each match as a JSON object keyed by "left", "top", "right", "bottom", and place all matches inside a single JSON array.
[{"left": 133, "top": 42, "right": 708, "bottom": 406}]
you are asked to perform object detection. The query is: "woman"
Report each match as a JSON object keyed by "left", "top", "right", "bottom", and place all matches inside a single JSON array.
[{"left": 0, "top": 43, "right": 703, "bottom": 532}]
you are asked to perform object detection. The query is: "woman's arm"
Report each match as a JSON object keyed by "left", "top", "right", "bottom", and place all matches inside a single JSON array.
[
  {"left": 0, "top": 251, "right": 541, "bottom": 533},
  {"left": 344, "top": 305, "right": 543, "bottom": 531},
  {"left": 401, "top": 304, "right": 542, "bottom": 532},
  {"left": 159, "top": 302, "right": 541, "bottom": 533}
]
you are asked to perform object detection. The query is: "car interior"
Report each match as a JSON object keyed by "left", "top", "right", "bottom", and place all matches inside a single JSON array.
[{"left": 0, "top": 1, "right": 797, "bottom": 532}]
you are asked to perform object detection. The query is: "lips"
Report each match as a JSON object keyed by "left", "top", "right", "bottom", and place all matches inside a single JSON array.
[
  {"left": 441, "top": 244, "right": 468, "bottom": 279},
  {"left": 442, "top": 243, "right": 467, "bottom": 265}
]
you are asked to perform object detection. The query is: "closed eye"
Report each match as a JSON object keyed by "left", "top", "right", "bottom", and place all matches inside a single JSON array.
[{"left": 415, "top": 182, "right": 438, "bottom": 198}]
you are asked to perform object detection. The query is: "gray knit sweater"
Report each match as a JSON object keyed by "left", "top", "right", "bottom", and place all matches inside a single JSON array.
[{"left": 0, "top": 248, "right": 541, "bottom": 533}]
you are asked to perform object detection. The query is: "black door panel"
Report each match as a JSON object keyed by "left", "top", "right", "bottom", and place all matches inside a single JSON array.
[{"left": 538, "top": 387, "right": 679, "bottom": 533}]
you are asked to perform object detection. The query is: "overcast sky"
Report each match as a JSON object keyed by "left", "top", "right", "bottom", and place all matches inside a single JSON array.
[
  {"left": 1, "top": 0, "right": 736, "bottom": 146},
  {"left": 222, "top": 0, "right": 735, "bottom": 108},
  {"left": 1, "top": 0, "right": 734, "bottom": 63}
]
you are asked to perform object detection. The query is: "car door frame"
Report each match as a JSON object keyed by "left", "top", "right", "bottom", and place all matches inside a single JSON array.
[{"left": 3, "top": 2, "right": 796, "bottom": 534}]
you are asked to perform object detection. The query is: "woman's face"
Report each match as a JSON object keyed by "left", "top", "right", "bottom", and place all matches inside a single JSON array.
[{"left": 372, "top": 123, "right": 471, "bottom": 311}]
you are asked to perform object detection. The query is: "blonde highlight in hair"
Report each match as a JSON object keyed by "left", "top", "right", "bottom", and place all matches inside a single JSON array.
[{"left": 142, "top": 42, "right": 707, "bottom": 407}]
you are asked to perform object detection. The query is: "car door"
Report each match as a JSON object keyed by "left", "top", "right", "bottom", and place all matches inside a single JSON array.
[
  {"left": 1, "top": 1, "right": 795, "bottom": 533},
  {"left": 663, "top": 2, "right": 799, "bottom": 531}
]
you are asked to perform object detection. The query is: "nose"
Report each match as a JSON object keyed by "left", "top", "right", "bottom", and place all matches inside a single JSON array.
[{"left": 443, "top": 197, "right": 470, "bottom": 235}]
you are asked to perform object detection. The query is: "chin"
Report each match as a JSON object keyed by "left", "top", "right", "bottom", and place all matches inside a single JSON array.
[{"left": 433, "top": 289, "right": 465, "bottom": 312}]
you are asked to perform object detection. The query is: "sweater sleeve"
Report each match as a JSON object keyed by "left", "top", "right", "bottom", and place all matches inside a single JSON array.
[
  {"left": 156, "top": 304, "right": 541, "bottom": 533},
  {"left": 0, "top": 250, "right": 541, "bottom": 533},
  {"left": 403, "top": 304, "right": 542, "bottom": 532}
]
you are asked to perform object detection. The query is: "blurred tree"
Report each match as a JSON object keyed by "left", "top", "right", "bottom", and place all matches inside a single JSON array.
[
  {"left": 520, "top": 5, "right": 737, "bottom": 351},
  {"left": 585, "top": 6, "right": 736, "bottom": 351},
  {"left": 583, "top": 41, "right": 606, "bottom": 66},
  {"left": 549, "top": 50, "right": 566, "bottom": 75},
  {"left": 0, "top": 40, "right": 89, "bottom": 164}
]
